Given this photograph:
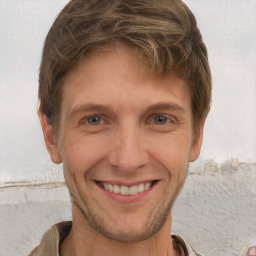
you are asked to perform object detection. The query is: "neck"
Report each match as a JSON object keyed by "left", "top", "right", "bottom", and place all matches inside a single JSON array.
[{"left": 60, "top": 204, "right": 178, "bottom": 256}]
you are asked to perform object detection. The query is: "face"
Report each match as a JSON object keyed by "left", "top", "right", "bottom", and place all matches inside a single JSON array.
[{"left": 40, "top": 44, "right": 204, "bottom": 243}]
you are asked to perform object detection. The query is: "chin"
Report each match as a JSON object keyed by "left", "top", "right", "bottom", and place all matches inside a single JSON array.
[
  {"left": 77, "top": 198, "right": 173, "bottom": 243},
  {"left": 90, "top": 219, "right": 164, "bottom": 243}
]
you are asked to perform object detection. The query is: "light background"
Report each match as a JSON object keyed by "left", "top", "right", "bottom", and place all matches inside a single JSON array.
[{"left": 0, "top": 1, "right": 255, "bottom": 255}]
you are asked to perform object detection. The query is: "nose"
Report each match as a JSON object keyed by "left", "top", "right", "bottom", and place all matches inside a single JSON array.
[{"left": 108, "top": 125, "right": 148, "bottom": 172}]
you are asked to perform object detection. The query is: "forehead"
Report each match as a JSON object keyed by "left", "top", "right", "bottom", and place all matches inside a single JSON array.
[{"left": 60, "top": 44, "right": 192, "bottom": 117}]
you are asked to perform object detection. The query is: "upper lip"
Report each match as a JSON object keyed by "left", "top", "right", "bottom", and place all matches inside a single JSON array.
[{"left": 95, "top": 180, "right": 157, "bottom": 187}]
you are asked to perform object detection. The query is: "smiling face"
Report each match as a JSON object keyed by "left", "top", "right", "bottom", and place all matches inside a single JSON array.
[{"left": 40, "top": 44, "right": 204, "bottom": 243}]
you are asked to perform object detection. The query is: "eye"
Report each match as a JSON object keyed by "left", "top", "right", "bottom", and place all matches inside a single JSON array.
[
  {"left": 153, "top": 115, "right": 170, "bottom": 125},
  {"left": 86, "top": 116, "right": 102, "bottom": 125},
  {"left": 147, "top": 114, "right": 177, "bottom": 132}
]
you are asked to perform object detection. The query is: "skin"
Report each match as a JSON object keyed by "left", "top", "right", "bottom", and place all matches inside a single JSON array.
[
  {"left": 247, "top": 247, "right": 256, "bottom": 256},
  {"left": 39, "top": 43, "right": 205, "bottom": 256}
]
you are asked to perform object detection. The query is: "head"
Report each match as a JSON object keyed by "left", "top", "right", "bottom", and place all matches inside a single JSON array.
[
  {"left": 39, "top": 0, "right": 211, "bottom": 243},
  {"left": 39, "top": 0, "right": 211, "bottom": 131}
]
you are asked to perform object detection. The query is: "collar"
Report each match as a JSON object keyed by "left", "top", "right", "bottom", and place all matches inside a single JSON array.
[{"left": 29, "top": 222, "right": 202, "bottom": 256}]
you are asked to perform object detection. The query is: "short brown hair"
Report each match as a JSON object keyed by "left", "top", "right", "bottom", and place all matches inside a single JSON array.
[{"left": 39, "top": 0, "right": 211, "bottom": 129}]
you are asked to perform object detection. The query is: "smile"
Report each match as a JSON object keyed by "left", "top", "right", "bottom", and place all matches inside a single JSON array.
[{"left": 99, "top": 181, "right": 154, "bottom": 196}]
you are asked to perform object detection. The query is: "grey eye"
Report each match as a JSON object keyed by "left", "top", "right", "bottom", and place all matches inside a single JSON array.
[
  {"left": 87, "top": 116, "right": 101, "bottom": 125},
  {"left": 154, "top": 116, "right": 168, "bottom": 125}
]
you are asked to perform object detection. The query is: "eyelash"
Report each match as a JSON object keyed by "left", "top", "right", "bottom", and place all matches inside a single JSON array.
[
  {"left": 81, "top": 114, "right": 175, "bottom": 127},
  {"left": 80, "top": 115, "right": 106, "bottom": 126},
  {"left": 86, "top": 116, "right": 103, "bottom": 125},
  {"left": 149, "top": 115, "right": 175, "bottom": 125}
]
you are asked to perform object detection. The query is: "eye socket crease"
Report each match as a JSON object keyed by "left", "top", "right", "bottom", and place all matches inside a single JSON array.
[
  {"left": 72, "top": 101, "right": 186, "bottom": 131},
  {"left": 66, "top": 101, "right": 186, "bottom": 121}
]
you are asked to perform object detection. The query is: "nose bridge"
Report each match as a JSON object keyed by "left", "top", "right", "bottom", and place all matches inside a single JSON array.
[{"left": 109, "top": 122, "right": 148, "bottom": 171}]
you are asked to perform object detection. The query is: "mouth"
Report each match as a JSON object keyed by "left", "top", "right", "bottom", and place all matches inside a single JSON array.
[{"left": 96, "top": 180, "right": 158, "bottom": 196}]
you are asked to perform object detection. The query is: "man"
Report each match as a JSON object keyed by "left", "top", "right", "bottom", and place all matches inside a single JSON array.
[
  {"left": 246, "top": 246, "right": 256, "bottom": 256},
  {"left": 30, "top": 0, "right": 211, "bottom": 255}
]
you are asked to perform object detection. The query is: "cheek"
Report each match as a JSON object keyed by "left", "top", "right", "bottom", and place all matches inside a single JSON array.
[
  {"left": 148, "top": 132, "right": 192, "bottom": 173},
  {"left": 60, "top": 134, "right": 110, "bottom": 175}
]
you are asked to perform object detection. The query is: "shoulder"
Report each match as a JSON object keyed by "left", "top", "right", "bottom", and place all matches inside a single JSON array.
[
  {"left": 28, "top": 221, "right": 72, "bottom": 256},
  {"left": 172, "top": 234, "right": 204, "bottom": 256}
]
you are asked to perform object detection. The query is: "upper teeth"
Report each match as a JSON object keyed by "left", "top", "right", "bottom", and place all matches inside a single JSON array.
[{"left": 102, "top": 182, "right": 152, "bottom": 196}]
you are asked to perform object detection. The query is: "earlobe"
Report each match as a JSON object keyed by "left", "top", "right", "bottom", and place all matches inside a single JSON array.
[
  {"left": 189, "top": 118, "right": 206, "bottom": 162},
  {"left": 38, "top": 111, "right": 62, "bottom": 164}
]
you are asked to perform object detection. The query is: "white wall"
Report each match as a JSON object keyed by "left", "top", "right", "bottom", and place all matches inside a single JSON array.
[
  {"left": 186, "top": 0, "right": 256, "bottom": 170},
  {"left": 0, "top": 1, "right": 67, "bottom": 186},
  {"left": 0, "top": 1, "right": 255, "bottom": 255}
]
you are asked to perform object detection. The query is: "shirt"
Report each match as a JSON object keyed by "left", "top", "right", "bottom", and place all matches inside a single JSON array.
[{"left": 29, "top": 221, "right": 203, "bottom": 256}]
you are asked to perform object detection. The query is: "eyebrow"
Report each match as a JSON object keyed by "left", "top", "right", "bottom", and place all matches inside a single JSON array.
[
  {"left": 144, "top": 102, "right": 185, "bottom": 113},
  {"left": 66, "top": 101, "right": 185, "bottom": 119},
  {"left": 66, "top": 103, "right": 113, "bottom": 119}
]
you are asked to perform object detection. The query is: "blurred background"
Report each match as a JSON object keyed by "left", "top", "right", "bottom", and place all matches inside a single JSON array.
[{"left": 0, "top": 0, "right": 255, "bottom": 255}]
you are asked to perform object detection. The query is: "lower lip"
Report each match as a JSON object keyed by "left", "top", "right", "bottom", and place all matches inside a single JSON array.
[{"left": 95, "top": 181, "right": 158, "bottom": 204}]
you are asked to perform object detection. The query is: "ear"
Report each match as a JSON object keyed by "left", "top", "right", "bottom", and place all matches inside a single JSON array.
[
  {"left": 189, "top": 118, "right": 206, "bottom": 162},
  {"left": 38, "top": 111, "right": 62, "bottom": 164}
]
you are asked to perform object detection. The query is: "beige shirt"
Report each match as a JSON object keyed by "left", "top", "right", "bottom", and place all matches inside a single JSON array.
[{"left": 29, "top": 222, "right": 203, "bottom": 256}]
